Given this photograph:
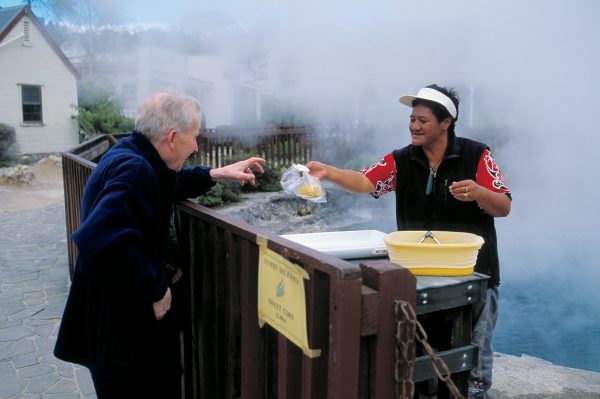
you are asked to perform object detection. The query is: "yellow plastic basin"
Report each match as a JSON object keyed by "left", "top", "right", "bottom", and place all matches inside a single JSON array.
[{"left": 383, "top": 231, "right": 484, "bottom": 276}]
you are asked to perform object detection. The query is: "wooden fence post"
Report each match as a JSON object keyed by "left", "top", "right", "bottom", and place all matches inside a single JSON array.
[{"left": 360, "top": 261, "right": 416, "bottom": 399}]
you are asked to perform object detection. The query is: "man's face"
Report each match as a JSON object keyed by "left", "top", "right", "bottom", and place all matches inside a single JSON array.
[{"left": 170, "top": 121, "right": 199, "bottom": 171}]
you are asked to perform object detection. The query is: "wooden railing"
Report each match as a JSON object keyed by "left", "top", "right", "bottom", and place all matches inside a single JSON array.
[
  {"left": 61, "top": 135, "right": 119, "bottom": 275},
  {"left": 61, "top": 131, "right": 421, "bottom": 398},
  {"left": 61, "top": 128, "right": 480, "bottom": 398},
  {"left": 175, "top": 202, "right": 417, "bottom": 398},
  {"left": 60, "top": 126, "right": 379, "bottom": 273}
]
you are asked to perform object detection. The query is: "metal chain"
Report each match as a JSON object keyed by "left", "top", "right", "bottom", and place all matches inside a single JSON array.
[
  {"left": 395, "top": 300, "right": 465, "bottom": 399},
  {"left": 395, "top": 299, "right": 416, "bottom": 398}
]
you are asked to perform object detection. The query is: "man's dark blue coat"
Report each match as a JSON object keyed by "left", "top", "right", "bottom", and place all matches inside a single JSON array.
[{"left": 54, "top": 132, "right": 214, "bottom": 390}]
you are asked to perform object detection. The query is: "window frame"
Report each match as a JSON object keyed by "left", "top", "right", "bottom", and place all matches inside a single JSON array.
[{"left": 20, "top": 84, "right": 43, "bottom": 125}]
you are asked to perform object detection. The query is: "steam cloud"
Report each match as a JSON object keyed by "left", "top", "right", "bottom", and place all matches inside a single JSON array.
[{"left": 71, "top": 0, "right": 600, "bottom": 369}]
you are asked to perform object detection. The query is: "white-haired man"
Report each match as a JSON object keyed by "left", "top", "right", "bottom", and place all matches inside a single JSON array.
[{"left": 55, "top": 91, "right": 265, "bottom": 398}]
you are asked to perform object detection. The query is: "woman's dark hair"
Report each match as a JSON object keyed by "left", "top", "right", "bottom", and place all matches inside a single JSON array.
[{"left": 412, "top": 84, "right": 460, "bottom": 135}]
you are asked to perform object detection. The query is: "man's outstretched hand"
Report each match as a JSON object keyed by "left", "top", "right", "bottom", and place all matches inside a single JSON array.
[{"left": 210, "top": 157, "right": 266, "bottom": 186}]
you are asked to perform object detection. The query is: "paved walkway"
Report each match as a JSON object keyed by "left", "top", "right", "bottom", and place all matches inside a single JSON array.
[{"left": 0, "top": 203, "right": 96, "bottom": 398}]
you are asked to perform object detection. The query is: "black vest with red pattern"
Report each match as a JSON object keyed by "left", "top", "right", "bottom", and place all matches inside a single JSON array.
[{"left": 392, "top": 134, "right": 500, "bottom": 287}]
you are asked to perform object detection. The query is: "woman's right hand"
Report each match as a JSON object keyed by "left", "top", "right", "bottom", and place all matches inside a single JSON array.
[
  {"left": 305, "top": 161, "right": 328, "bottom": 180},
  {"left": 305, "top": 161, "right": 375, "bottom": 194}
]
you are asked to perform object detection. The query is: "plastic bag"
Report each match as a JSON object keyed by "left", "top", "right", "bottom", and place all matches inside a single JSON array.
[{"left": 280, "top": 164, "right": 327, "bottom": 203}]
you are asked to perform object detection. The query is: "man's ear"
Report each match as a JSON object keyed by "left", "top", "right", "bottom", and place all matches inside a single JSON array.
[{"left": 166, "top": 129, "right": 177, "bottom": 148}]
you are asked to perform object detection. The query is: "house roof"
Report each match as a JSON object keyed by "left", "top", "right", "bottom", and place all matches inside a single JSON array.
[
  {"left": 0, "top": 6, "right": 23, "bottom": 34},
  {"left": 0, "top": 4, "right": 80, "bottom": 79}
]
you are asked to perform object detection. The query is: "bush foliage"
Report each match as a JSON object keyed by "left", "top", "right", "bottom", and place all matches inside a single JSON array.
[
  {"left": 241, "top": 162, "right": 284, "bottom": 193},
  {"left": 186, "top": 154, "right": 284, "bottom": 207},
  {"left": 74, "top": 84, "right": 134, "bottom": 141},
  {"left": 0, "top": 123, "right": 20, "bottom": 166},
  {"left": 195, "top": 182, "right": 242, "bottom": 207}
]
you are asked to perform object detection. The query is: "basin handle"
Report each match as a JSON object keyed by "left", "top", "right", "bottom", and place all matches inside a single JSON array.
[{"left": 418, "top": 231, "right": 441, "bottom": 244}]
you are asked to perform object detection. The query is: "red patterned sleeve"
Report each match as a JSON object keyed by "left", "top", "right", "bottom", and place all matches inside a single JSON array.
[
  {"left": 361, "top": 153, "right": 396, "bottom": 198},
  {"left": 476, "top": 149, "right": 511, "bottom": 195}
]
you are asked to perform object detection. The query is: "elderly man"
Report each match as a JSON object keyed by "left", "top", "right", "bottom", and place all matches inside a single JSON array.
[{"left": 54, "top": 91, "right": 264, "bottom": 398}]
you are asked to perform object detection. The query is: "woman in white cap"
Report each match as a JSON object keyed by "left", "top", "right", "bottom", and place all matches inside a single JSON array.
[{"left": 305, "top": 83, "right": 511, "bottom": 398}]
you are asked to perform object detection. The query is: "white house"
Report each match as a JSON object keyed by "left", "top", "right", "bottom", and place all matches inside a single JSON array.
[
  {"left": 85, "top": 42, "right": 260, "bottom": 129},
  {"left": 0, "top": 5, "right": 79, "bottom": 154}
]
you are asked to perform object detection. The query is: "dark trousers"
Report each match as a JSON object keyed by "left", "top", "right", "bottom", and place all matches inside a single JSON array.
[
  {"left": 94, "top": 376, "right": 181, "bottom": 399},
  {"left": 93, "top": 281, "right": 186, "bottom": 399}
]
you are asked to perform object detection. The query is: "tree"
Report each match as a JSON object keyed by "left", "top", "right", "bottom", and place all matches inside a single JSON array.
[
  {"left": 0, "top": 123, "right": 20, "bottom": 166},
  {"left": 25, "top": 0, "right": 122, "bottom": 25},
  {"left": 74, "top": 84, "right": 133, "bottom": 140},
  {"left": 26, "top": 0, "right": 124, "bottom": 76}
]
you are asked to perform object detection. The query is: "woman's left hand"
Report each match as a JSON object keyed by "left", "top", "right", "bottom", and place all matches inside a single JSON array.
[{"left": 449, "top": 179, "right": 479, "bottom": 202}]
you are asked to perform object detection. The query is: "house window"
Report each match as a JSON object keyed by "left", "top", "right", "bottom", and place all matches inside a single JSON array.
[{"left": 21, "top": 85, "right": 42, "bottom": 124}]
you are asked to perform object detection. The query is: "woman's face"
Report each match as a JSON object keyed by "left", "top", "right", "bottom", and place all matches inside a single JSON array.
[{"left": 408, "top": 104, "right": 449, "bottom": 147}]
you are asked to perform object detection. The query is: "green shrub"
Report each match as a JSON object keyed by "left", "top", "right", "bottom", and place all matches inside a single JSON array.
[
  {"left": 196, "top": 183, "right": 241, "bottom": 207},
  {"left": 241, "top": 162, "right": 284, "bottom": 193},
  {"left": 186, "top": 152, "right": 284, "bottom": 206},
  {"left": 74, "top": 84, "right": 134, "bottom": 140},
  {"left": 0, "top": 123, "right": 20, "bottom": 166}
]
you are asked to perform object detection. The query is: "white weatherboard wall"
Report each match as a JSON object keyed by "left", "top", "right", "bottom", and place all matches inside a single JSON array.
[
  {"left": 0, "top": 15, "right": 78, "bottom": 154},
  {"left": 187, "top": 55, "right": 235, "bottom": 127}
]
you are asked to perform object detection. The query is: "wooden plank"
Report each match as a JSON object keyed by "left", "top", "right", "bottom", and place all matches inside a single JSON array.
[
  {"left": 263, "top": 319, "right": 278, "bottom": 399},
  {"left": 413, "top": 345, "right": 477, "bottom": 382},
  {"left": 288, "top": 134, "right": 294, "bottom": 164},
  {"left": 181, "top": 215, "right": 198, "bottom": 399},
  {"left": 74, "top": 139, "right": 110, "bottom": 162},
  {"left": 212, "top": 225, "right": 226, "bottom": 397},
  {"left": 194, "top": 218, "right": 208, "bottom": 398},
  {"left": 224, "top": 230, "right": 239, "bottom": 398},
  {"left": 107, "top": 135, "right": 118, "bottom": 145},
  {"left": 240, "top": 239, "right": 262, "bottom": 398},
  {"left": 208, "top": 138, "right": 213, "bottom": 167},
  {"left": 360, "top": 285, "right": 379, "bottom": 337},
  {"left": 448, "top": 306, "right": 472, "bottom": 396},
  {"left": 360, "top": 261, "right": 416, "bottom": 399},
  {"left": 198, "top": 221, "right": 214, "bottom": 398},
  {"left": 416, "top": 279, "right": 487, "bottom": 315},
  {"left": 301, "top": 268, "right": 329, "bottom": 399},
  {"left": 279, "top": 135, "right": 285, "bottom": 167},
  {"left": 278, "top": 335, "right": 302, "bottom": 399},
  {"left": 328, "top": 277, "right": 362, "bottom": 399},
  {"left": 358, "top": 335, "right": 374, "bottom": 399}
]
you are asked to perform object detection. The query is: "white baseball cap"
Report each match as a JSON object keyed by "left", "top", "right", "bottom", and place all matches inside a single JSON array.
[{"left": 399, "top": 87, "right": 457, "bottom": 119}]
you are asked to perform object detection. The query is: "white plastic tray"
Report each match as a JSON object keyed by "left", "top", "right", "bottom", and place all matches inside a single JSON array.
[{"left": 281, "top": 230, "right": 388, "bottom": 259}]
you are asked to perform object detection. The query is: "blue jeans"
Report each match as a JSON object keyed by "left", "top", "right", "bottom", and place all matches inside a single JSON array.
[{"left": 469, "top": 287, "right": 499, "bottom": 397}]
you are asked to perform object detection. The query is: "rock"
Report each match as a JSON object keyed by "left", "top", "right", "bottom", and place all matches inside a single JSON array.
[
  {"left": 490, "top": 353, "right": 600, "bottom": 398},
  {"left": 30, "top": 155, "right": 62, "bottom": 184},
  {"left": 0, "top": 165, "right": 34, "bottom": 185},
  {"left": 216, "top": 191, "right": 372, "bottom": 234},
  {"left": 0, "top": 156, "right": 64, "bottom": 211}
]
